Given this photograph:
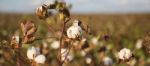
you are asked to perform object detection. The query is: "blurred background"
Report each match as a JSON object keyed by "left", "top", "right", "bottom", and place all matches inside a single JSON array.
[{"left": 0, "top": 0, "right": 150, "bottom": 66}]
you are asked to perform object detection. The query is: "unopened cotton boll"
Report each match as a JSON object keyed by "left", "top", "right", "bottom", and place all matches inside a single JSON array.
[
  {"left": 103, "top": 57, "right": 113, "bottom": 66},
  {"left": 34, "top": 54, "right": 46, "bottom": 64},
  {"left": 51, "top": 40, "right": 60, "bottom": 49},
  {"left": 118, "top": 48, "right": 133, "bottom": 61},
  {"left": 27, "top": 47, "right": 36, "bottom": 60},
  {"left": 67, "top": 20, "right": 83, "bottom": 39}
]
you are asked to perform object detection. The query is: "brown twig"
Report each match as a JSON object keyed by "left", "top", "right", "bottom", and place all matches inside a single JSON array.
[{"left": 58, "top": 18, "right": 70, "bottom": 66}]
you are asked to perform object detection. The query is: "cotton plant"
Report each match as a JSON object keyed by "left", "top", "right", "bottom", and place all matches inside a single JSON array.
[
  {"left": 8, "top": 20, "right": 38, "bottom": 66},
  {"left": 34, "top": 0, "right": 91, "bottom": 66}
]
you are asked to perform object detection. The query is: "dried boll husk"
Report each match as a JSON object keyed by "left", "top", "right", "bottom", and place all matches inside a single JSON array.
[{"left": 21, "top": 20, "right": 37, "bottom": 44}]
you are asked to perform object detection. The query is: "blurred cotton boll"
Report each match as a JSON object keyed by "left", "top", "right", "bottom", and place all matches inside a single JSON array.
[
  {"left": 34, "top": 54, "right": 46, "bottom": 64},
  {"left": 80, "top": 50, "right": 86, "bottom": 56},
  {"left": 27, "top": 47, "right": 37, "bottom": 60},
  {"left": 91, "top": 37, "right": 99, "bottom": 45},
  {"left": 67, "top": 20, "right": 83, "bottom": 39},
  {"left": 118, "top": 48, "right": 133, "bottom": 61},
  {"left": 135, "top": 39, "right": 143, "bottom": 49},
  {"left": 103, "top": 56, "right": 113, "bottom": 66},
  {"left": 42, "top": 42, "right": 48, "bottom": 48},
  {"left": 67, "top": 54, "right": 74, "bottom": 62},
  {"left": 51, "top": 40, "right": 60, "bottom": 49},
  {"left": 85, "top": 57, "right": 92, "bottom": 64}
]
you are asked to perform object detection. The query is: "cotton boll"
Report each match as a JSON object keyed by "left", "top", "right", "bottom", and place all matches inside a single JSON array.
[
  {"left": 135, "top": 39, "right": 143, "bottom": 49},
  {"left": 27, "top": 47, "right": 36, "bottom": 60},
  {"left": 34, "top": 54, "right": 46, "bottom": 64},
  {"left": 51, "top": 40, "right": 60, "bottom": 49},
  {"left": 67, "top": 20, "right": 83, "bottom": 39},
  {"left": 103, "top": 57, "right": 113, "bottom": 66},
  {"left": 118, "top": 48, "right": 133, "bottom": 61},
  {"left": 85, "top": 57, "right": 92, "bottom": 64}
]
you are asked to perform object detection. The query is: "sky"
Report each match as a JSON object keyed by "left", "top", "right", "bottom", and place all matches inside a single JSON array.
[{"left": 0, "top": 0, "right": 150, "bottom": 14}]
